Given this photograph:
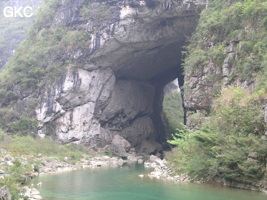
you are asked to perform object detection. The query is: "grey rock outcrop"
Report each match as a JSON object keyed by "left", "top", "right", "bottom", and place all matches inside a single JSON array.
[
  {"left": 105, "top": 134, "right": 132, "bottom": 157},
  {"left": 0, "top": 186, "right": 11, "bottom": 200}
]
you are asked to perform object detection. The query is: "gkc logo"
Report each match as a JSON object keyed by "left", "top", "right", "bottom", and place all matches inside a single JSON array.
[{"left": 3, "top": 6, "right": 33, "bottom": 18}]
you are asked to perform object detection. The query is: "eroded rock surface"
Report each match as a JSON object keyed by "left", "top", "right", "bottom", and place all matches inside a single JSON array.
[
  {"left": 16, "top": 0, "right": 206, "bottom": 156},
  {"left": 183, "top": 39, "right": 267, "bottom": 130}
]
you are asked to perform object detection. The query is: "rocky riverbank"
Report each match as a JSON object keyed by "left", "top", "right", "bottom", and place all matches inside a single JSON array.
[
  {"left": 20, "top": 156, "right": 133, "bottom": 200},
  {"left": 1, "top": 149, "right": 266, "bottom": 200},
  {"left": 143, "top": 155, "right": 193, "bottom": 183},
  {"left": 0, "top": 147, "right": 146, "bottom": 200},
  {"left": 144, "top": 155, "right": 267, "bottom": 194}
]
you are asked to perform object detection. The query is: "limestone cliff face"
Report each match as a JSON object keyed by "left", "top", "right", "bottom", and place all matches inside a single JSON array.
[
  {"left": 184, "top": 42, "right": 255, "bottom": 114},
  {"left": 182, "top": 3, "right": 267, "bottom": 133},
  {"left": 184, "top": 41, "right": 267, "bottom": 129},
  {"left": 15, "top": 0, "right": 205, "bottom": 156}
]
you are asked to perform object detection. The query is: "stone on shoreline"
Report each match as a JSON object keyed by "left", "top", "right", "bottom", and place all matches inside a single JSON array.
[
  {"left": 145, "top": 155, "right": 192, "bottom": 183},
  {"left": 6, "top": 161, "right": 13, "bottom": 167},
  {"left": 22, "top": 187, "right": 42, "bottom": 200},
  {"left": 4, "top": 155, "right": 13, "bottom": 161},
  {"left": 90, "top": 156, "right": 124, "bottom": 168},
  {"left": 139, "top": 174, "right": 144, "bottom": 178},
  {"left": 63, "top": 157, "right": 69, "bottom": 162}
]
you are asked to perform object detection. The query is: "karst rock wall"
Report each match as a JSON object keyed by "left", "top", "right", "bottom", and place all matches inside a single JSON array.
[{"left": 14, "top": 0, "right": 206, "bottom": 156}]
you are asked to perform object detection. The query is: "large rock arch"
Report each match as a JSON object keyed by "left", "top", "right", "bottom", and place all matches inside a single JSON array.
[{"left": 33, "top": 0, "right": 206, "bottom": 156}]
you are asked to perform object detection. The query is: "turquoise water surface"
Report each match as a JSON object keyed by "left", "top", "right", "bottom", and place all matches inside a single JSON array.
[{"left": 32, "top": 164, "right": 267, "bottom": 200}]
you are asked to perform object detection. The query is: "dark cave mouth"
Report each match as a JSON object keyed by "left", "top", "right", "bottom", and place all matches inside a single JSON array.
[
  {"left": 148, "top": 63, "right": 185, "bottom": 149},
  {"left": 84, "top": 2, "right": 201, "bottom": 153},
  {"left": 107, "top": 40, "right": 187, "bottom": 152}
]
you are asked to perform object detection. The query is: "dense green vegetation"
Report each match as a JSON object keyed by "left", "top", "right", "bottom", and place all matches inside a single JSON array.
[
  {"left": 0, "top": 107, "right": 38, "bottom": 135},
  {"left": 163, "top": 92, "right": 184, "bottom": 138},
  {"left": 169, "top": 0, "right": 267, "bottom": 184},
  {"left": 0, "top": 0, "right": 91, "bottom": 108},
  {"left": 184, "top": 0, "right": 267, "bottom": 88},
  {"left": 168, "top": 87, "right": 266, "bottom": 182}
]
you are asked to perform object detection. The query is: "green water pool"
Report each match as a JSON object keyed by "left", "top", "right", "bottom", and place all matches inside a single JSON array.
[{"left": 32, "top": 163, "right": 267, "bottom": 200}]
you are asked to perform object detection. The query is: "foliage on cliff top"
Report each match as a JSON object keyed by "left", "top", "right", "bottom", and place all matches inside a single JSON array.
[
  {"left": 184, "top": 0, "right": 267, "bottom": 89},
  {"left": 168, "top": 87, "right": 266, "bottom": 182}
]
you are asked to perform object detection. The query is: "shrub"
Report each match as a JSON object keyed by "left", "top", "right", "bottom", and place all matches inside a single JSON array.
[
  {"left": 8, "top": 117, "right": 38, "bottom": 135},
  {"left": 0, "top": 177, "right": 21, "bottom": 200},
  {"left": 168, "top": 87, "right": 267, "bottom": 182}
]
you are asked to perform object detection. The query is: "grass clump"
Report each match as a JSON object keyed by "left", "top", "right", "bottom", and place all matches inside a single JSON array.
[{"left": 0, "top": 134, "right": 86, "bottom": 163}]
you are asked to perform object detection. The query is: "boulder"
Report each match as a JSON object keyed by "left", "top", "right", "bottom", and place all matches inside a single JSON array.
[
  {"left": 23, "top": 187, "right": 42, "bottom": 200},
  {"left": 4, "top": 155, "right": 13, "bottom": 161},
  {"left": 106, "top": 135, "right": 131, "bottom": 157},
  {"left": 0, "top": 186, "right": 11, "bottom": 200},
  {"left": 149, "top": 155, "right": 158, "bottom": 162},
  {"left": 138, "top": 139, "right": 162, "bottom": 155},
  {"left": 6, "top": 161, "right": 13, "bottom": 167}
]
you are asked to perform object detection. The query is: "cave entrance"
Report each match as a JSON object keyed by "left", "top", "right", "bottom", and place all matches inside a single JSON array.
[
  {"left": 150, "top": 64, "right": 185, "bottom": 149},
  {"left": 87, "top": 1, "right": 203, "bottom": 155}
]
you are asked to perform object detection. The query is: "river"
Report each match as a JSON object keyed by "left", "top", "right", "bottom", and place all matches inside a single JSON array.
[{"left": 32, "top": 163, "right": 267, "bottom": 200}]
